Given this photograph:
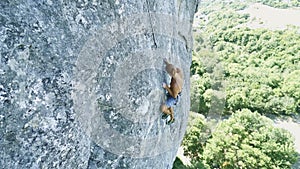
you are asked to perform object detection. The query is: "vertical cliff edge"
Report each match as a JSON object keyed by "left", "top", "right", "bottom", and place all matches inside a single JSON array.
[{"left": 0, "top": 0, "right": 198, "bottom": 168}]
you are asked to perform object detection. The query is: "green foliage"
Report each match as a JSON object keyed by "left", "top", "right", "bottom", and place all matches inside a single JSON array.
[
  {"left": 283, "top": 70, "right": 300, "bottom": 100},
  {"left": 256, "top": 0, "right": 300, "bottom": 8},
  {"left": 182, "top": 113, "right": 211, "bottom": 161},
  {"left": 185, "top": 1, "right": 299, "bottom": 168},
  {"left": 215, "top": 28, "right": 299, "bottom": 115},
  {"left": 188, "top": 160, "right": 207, "bottom": 169},
  {"left": 190, "top": 74, "right": 211, "bottom": 114},
  {"left": 172, "top": 157, "right": 188, "bottom": 169},
  {"left": 191, "top": 0, "right": 300, "bottom": 115},
  {"left": 172, "top": 156, "right": 207, "bottom": 169},
  {"left": 202, "top": 109, "right": 298, "bottom": 169},
  {"left": 179, "top": 112, "right": 211, "bottom": 169}
]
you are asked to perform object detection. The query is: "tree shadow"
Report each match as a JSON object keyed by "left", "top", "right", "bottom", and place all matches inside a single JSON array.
[{"left": 292, "top": 153, "right": 300, "bottom": 169}]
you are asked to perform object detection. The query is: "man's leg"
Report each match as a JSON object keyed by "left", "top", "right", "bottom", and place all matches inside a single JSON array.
[{"left": 167, "top": 107, "right": 175, "bottom": 124}]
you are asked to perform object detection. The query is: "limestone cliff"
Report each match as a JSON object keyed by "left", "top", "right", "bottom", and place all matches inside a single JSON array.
[{"left": 0, "top": 0, "right": 198, "bottom": 168}]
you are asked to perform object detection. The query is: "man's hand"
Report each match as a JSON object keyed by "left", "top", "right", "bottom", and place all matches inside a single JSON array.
[{"left": 162, "top": 83, "right": 167, "bottom": 89}]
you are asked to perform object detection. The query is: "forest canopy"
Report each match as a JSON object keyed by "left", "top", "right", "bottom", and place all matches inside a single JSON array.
[
  {"left": 175, "top": 1, "right": 300, "bottom": 169},
  {"left": 177, "top": 0, "right": 300, "bottom": 168},
  {"left": 191, "top": 0, "right": 300, "bottom": 116}
]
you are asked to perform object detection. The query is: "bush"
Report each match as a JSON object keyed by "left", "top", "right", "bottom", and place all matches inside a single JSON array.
[
  {"left": 190, "top": 75, "right": 211, "bottom": 115},
  {"left": 172, "top": 157, "right": 188, "bottom": 169},
  {"left": 257, "top": 0, "right": 299, "bottom": 8},
  {"left": 172, "top": 156, "right": 207, "bottom": 169},
  {"left": 182, "top": 113, "right": 211, "bottom": 161},
  {"left": 202, "top": 109, "right": 298, "bottom": 169}
]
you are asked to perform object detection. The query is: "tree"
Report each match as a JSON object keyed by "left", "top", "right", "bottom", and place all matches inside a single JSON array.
[
  {"left": 182, "top": 113, "right": 211, "bottom": 161},
  {"left": 202, "top": 109, "right": 298, "bottom": 169}
]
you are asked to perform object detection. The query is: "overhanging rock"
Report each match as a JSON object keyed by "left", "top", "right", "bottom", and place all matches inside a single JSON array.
[{"left": 0, "top": 0, "right": 198, "bottom": 168}]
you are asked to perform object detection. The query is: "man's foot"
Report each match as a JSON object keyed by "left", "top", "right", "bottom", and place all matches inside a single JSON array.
[
  {"left": 166, "top": 118, "right": 175, "bottom": 125},
  {"left": 162, "top": 113, "right": 169, "bottom": 119}
]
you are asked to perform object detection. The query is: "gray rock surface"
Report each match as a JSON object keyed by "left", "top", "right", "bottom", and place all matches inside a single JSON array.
[{"left": 0, "top": 0, "right": 198, "bottom": 168}]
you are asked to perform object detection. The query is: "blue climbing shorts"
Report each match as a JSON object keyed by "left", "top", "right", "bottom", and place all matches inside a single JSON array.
[{"left": 165, "top": 93, "right": 181, "bottom": 108}]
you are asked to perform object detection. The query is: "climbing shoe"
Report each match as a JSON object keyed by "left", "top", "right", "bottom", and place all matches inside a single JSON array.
[
  {"left": 162, "top": 113, "right": 169, "bottom": 119},
  {"left": 166, "top": 118, "right": 175, "bottom": 125}
]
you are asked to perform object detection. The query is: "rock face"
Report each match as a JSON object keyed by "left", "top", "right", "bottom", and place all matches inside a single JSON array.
[{"left": 0, "top": 0, "right": 197, "bottom": 168}]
